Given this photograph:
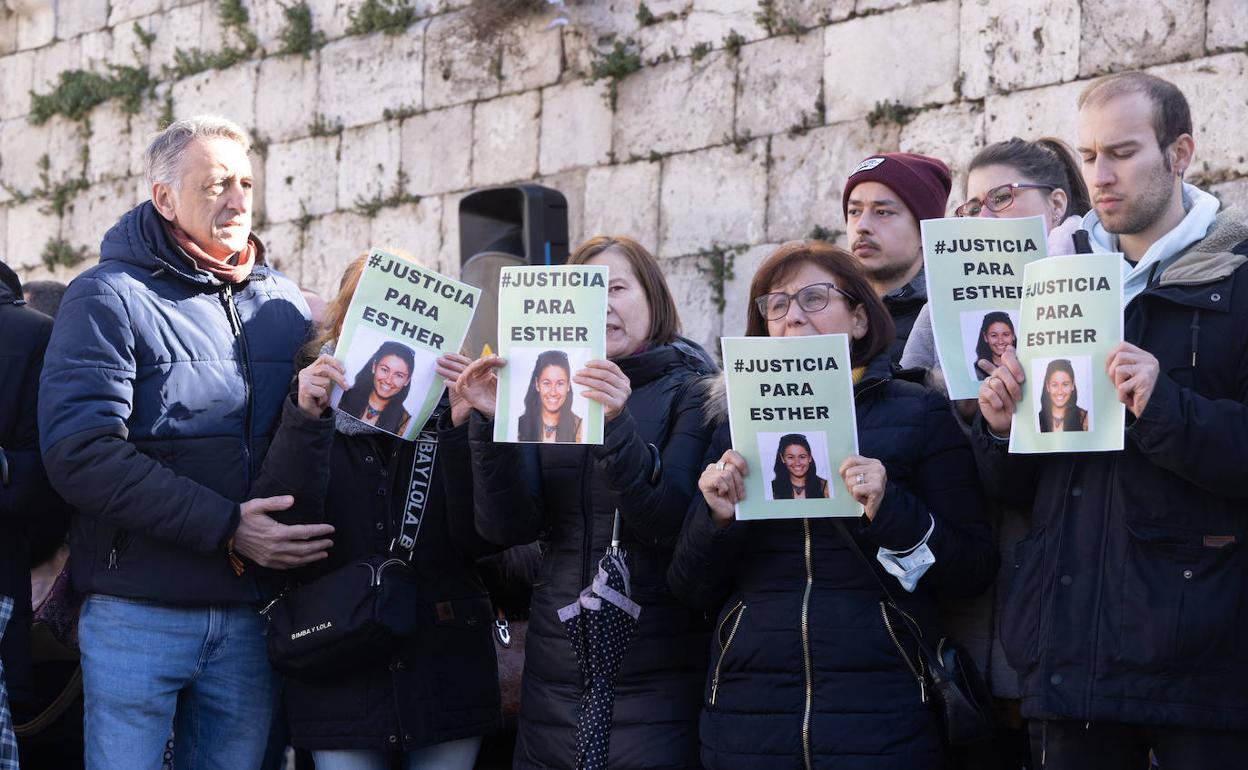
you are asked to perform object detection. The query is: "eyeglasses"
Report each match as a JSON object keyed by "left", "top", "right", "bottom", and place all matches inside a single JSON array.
[
  {"left": 954, "top": 183, "right": 1056, "bottom": 217},
  {"left": 755, "top": 282, "right": 856, "bottom": 321}
]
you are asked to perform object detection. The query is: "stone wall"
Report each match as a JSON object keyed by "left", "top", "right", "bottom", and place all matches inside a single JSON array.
[{"left": 2, "top": 0, "right": 1246, "bottom": 349}]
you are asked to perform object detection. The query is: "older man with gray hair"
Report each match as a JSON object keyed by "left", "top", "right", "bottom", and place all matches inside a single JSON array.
[{"left": 38, "top": 115, "right": 334, "bottom": 769}]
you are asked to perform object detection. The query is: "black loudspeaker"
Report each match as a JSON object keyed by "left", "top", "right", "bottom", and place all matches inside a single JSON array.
[{"left": 458, "top": 185, "right": 569, "bottom": 356}]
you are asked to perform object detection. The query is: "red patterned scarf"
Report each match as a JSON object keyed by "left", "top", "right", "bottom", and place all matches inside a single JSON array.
[{"left": 164, "top": 221, "right": 257, "bottom": 284}]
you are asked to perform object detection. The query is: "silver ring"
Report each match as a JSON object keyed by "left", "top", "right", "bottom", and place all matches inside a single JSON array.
[
  {"left": 856, "top": 473, "right": 866, "bottom": 485},
  {"left": 716, "top": 462, "right": 726, "bottom": 471}
]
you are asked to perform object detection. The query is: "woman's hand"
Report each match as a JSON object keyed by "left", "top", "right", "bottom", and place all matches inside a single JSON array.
[
  {"left": 698, "top": 450, "right": 748, "bottom": 529},
  {"left": 977, "top": 347, "right": 1025, "bottom": 436},
  {"left": 296, "top": 354, "right": 348, "bottom": 418},
  {"left": 574, "top": 359, "right": 632, "bottom": 421},
  {"left": 839, "top": 455, "right": 887, "bottom": 521},
  {"left": 435, "top": 353, "right": 473, "bottom": 427},
  {"left": 455, "top": 355, "right": 506, "bottom": 419}
]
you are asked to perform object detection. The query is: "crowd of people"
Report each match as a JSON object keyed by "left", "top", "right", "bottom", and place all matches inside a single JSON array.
[{"left": 1, "top": 68, "right": 1246, "bottom": 770}]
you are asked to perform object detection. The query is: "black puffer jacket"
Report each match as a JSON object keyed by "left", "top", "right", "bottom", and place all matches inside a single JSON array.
[
  {"left": 668, "top": 353, "right": 997, "bottom": 769},
  {"left": 0, "top": 262, "right": 61, "bottom": 700},
  {"left": 257, "top": 397, "right": 502, "bottom": 752},
  {"left": 463, "top": 338, "right": 715, "bottom": 769},
  {"left": 973, "top": 210, "right": 1248, "bottom": 730}
]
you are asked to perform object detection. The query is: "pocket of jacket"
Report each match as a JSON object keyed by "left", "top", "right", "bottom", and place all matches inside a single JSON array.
[
  {"left": 998, "top": 528, "right": 1044, "bottom": 672},
  {"left": 708, "top": 600, "right": 746, "bottom": 707},
  {"left": 1118, "top": 521, "right": 1242, "bottom": 669}
]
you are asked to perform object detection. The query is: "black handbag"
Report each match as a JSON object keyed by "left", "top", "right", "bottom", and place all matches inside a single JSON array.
[
  {"left": 834, "top": 520, "right": 996, "bottom": 747},
  {"left": 262, "top": 427, "right": 439, "bottom": 679}
]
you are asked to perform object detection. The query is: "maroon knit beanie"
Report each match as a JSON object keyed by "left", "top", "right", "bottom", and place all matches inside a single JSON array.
[{"left": 841, "top": 152, "right": 952, "bottom": 222}]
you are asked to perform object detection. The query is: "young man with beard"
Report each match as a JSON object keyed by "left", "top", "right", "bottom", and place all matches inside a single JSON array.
[
  {"left": 842, "top": 152, "right": 952, "bottom": 362},
  {"left": 975, "top": 72, "right": 1248, "bottom": 768}
]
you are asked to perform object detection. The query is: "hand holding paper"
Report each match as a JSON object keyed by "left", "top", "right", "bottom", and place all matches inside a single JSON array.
[
  {"left": 574, "top": 359, "right": 631, "bottom": 421},
  {"left": 1106, "top": 342, "right": 1160, "bottom": 419},
  {"left": 977, "top": 348, "right": 1025, "bottom": 437},
  {"left": 457, "top": 355, "right": 506, "bottom": 419},
  {"left": 435, "top": 353, "right": 473, "bottom": 426},
  {"left": 838, "top": 455, "right": 887, "bottom": 521},
  {"left": 297, "top": 354, "right": 349, "bottom": 418},
  {"left": 698, "top": 450, "right": 748, "bottom": 528}
]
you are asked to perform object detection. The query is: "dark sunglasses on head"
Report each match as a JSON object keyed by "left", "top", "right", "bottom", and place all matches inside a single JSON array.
[
  {"left": 755, "top": 282, "right": 856, "bottom": 322},
  {"left": 954, "top": 183, "right": 1055, "bottom": 217}
]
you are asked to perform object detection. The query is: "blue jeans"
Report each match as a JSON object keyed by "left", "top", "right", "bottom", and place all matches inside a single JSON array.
[
  {"left": 79, "top": 595, "right": 277, "bottom": 770},
  {"left": 312, "top": 736, "right": 482, "bottom": 770}
]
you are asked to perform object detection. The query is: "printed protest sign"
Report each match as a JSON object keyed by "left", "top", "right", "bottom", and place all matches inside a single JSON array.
[
  {"left": 921, "top": 216, "right": 1048, "bottom": 400},
  {"left": 494, "top": 264, "right": 608, "bottom": 445},
  {"left": 330, "top": 249, "right": 480, "bottom": 441},
  {"left": 721, "top": 334, "right": 861, "bottom": 520},
  {"left": 1009, "top": 252, "right": 1124, "bottom": 453}
]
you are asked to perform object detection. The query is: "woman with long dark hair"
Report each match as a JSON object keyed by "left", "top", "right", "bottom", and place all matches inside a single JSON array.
[
  {"left": 1038, "top": 358, "right": 1088, "bottom": 432},
  {"left": 337, "top": 340, "right": 416, "bottom": 435},
  {"left": 515, "top": 350, "right": 583, "bottom": 443},
  {"left": 973, "top": 311, "right": 1017, "bottom": 380},
  {"left": 769, "top": 434, "right": 829, "bottom": 499},
  {"left": 669, "top": 241, "right": 995, "bottom": 769}
]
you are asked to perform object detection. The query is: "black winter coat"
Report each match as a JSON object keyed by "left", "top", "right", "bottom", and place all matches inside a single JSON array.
[
  {"left": 668, "top": 354, "right": 997, "bottom": 770},
  {"left": 256, "top": 399, "right": 503, "bottom": 752},
  {"left": 973, "top": 211, "right": 1248, "bottom": 730},
  {"left": 463, "top": 338, "right": 716, "bottom": 769},
  {"left": 0, "top": 263, "right": 61, "bottom": 700},
  {"left": 38, "top": 202, "right": 310, "bottom": 604}
]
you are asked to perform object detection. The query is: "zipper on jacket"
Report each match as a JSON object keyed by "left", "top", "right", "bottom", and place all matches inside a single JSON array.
[
  {"left": 800, "top": 518, "right": 814, "bottom": 770},
  {"left": 880, "top": 602, "right": 927, "bottom": 703},
  {"left": 107, "top": 531, "right": 133, "bottom": 571},
  {"left": 219, "top": 284, "right": 255, "bottom": 483},
  {"left": 709, "top": 601, "right": 746, "bottom": 705}
]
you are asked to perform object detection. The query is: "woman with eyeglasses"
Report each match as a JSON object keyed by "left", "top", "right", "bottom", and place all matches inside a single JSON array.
[
  {"left": 899, "top": 136, "right": 1090, "bottom": 769},
  {"left": 669, "top": 241, "right": 996, "bottom": 769}
]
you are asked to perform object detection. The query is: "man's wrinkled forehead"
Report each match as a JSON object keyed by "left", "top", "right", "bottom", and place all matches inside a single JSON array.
[{"left": 1077, "top": 91, "right": 1158, "bottom": 150}]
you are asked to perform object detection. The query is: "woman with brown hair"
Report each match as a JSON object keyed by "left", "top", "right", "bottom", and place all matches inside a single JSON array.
[
  {"left": 453, "top": 236, "right": 716, "bottom": 769},
  {"left": 668, "top": 241, "right": 996, "bottom": 769}
]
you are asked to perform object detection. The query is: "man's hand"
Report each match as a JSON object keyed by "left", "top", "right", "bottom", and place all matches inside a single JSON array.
[
  {"left": 435, "top": 353, "right": 473, "bottom": 427},
  {"left": 977, "top": 348, "right": 1025, "bottom": 437},
  {"left": 232, "top": 495, "right": 335, "bottom": 569},
  {"left": 1106, "top": 341, "right": 1160, "bottom": 419},
  {"left": 297, "top": 354, "right": 348, "bottom": 418}
]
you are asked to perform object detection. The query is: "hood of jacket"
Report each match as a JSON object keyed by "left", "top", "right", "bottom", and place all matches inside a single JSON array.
[
  {"left": 99, "top": 201, "right": 270, "bottom": 287},
  {"left": 1156, "top": 205, "right": 1248, "bottom": 287},
  {"left": 0, "top": 261, "right": 21, "bottom": 303}
]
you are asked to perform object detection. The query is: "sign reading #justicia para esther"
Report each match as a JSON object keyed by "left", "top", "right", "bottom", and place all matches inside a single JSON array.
[
  {"left": 1009, "top": 252, "right": 1124, "bottom": 454},
  {"left": 922, "top": 216, "right": 1048, "bottom": 400},
  {"left": 494, "top": 264, "right": 608, "bottom": 445},
  {"left": 330, "top": 248, "right": 480, "bottom": 441},
  {"left": 722, "top": 334, "right": 861, "bottom": 520}
]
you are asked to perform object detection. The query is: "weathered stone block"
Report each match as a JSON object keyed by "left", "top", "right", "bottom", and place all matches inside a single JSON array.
[
  {"left": 256, "top": 54, "right": 319, "bottom": 143},
  {"left": 86, "top": 101, "right": 138, "bottom": 182},
  {"left": 0, "top": 118, "right": 49, "bottom": 193},
  {"left": 171, "top": 62, "right": 259, "bottom": 131},
  {"left": 1151, "top": 55, "right": 1248, "bottom": 182},
  {"left": 301, "top": 210, "right": 372, "bottom": 296},
  {"left": 15, "top": 1, "right": 54, "bottom": 51},
  {"left": 337, "top": 120, "right": 401, "bottom": 214},
  {"left": 959, "top": 0, "right": 1079, "bottom": 99},
  {"left": 1080, "top": 0, "right": 1204, "bottom": 77},
  {"left": 437, "top": 190, "right": 466, "bottom": 275},
  {"left": 982, "top": 79, "right": 1084, "bottom": 147},
  {"left": 660, "top": 140, "right": 767, "bottom": 257},
  {"left": 79, "top": 30, "right": 116, "bottom": 70},
  {"left": 638, "top": 0, "right": 764, "bottom": 61},
  {"left": 370, "top": 197, "right": 443, "bottom": 268},
  {"left": 56, "top": 0, "right": 111, "bottom": 39},
  {"left": 304, "top": 0, "right": 355, "bottom": 42},
  {"left": 0, "top": 51, "right": 34, "bottom": 120},
  {"left": 614, "top": 52, "right": 734, "bottom": 159},
  {"left": 62, "top": 179, "right": 137, "bottom": 254},
  {"left": 822, "top": 1, "right": 959, "bottom": 123},
  {"left": 658, "top": 252, "right": 722, "bottom": 350},
  {"left": 256, "top": 219, "right": 304, "bottom": 282},
  {"left": 767, "top": 120, "right": 901, "bottom": 243},
  {"left": 400, "top": 104, "right": 473, "bottom": 196},
  {"left": 899, "top": 102, "right": 986, "bottom": 213},
  {"left": 147, "top": 2, "right": 207, "bottom": 75},
  {"left": 736, "top": 31, "right": 824, "bottom": 139},
  {"left": 536, "top": 167, "right": 586, "bottom": 249},
  {"left": 499, "top": 11, "right": 563, "bottom": 95},
  {"left": 854, "top": 0, "right": 918, "bottom": 15},
  {"left": 769, "top": 0, "right": 855, "bottom": 28},
  {"left": 721, "top": 241, "right": 781, "bottom": 337},
  {"left": 319, "top": 26, "right": 425, "bottom": 130},
  {"left": 539, "top": 79, "right": 613, "bottom": 175},
  {"left": 5, "top": 200, "right": 58, "bottom": 273},
  {"left": 1207, "top": 0, "right": 1248, "bottom": 50},
  {"left": 0, "top": 7, "right": 17, "bottom": 57},
  {"left": 32, "top": 37, "right": 81, "bottom": 96},
  {"left": 424, "top": 12, "right": 501, "bottom": 110},
  {"left": 265, "top": 134, "right": 341, "bottom": 222},
  {"left": 583, "top": 160, "right": 661, "bottom": 252},
  {"left": 1211, "top": 178, "right": 1248, "bottom": 214},
  {"left": 109, "top": 0, "right": 163, "bottom": 26},
  {"left": 111, "top": 14, "right": 156, "bottom": 68},
  {"left": 127, "top": 82, "right": 174, "bottom": 178},
  {"left": 471, "top": 91, "right": 540, "bottom": 187}
]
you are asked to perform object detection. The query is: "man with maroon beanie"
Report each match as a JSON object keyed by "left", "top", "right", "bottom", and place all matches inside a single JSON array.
[{"left": 842, "top": 152, "right": 951, "bottom": 362}]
